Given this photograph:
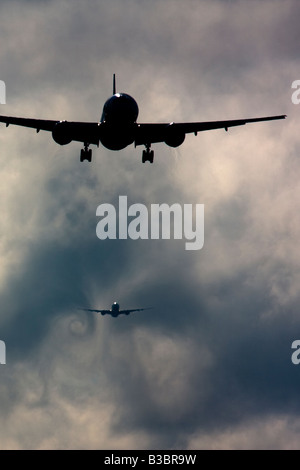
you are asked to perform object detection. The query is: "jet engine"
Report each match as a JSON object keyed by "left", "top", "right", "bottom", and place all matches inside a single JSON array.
[
  {"left": 52, "top": 121, "right": 73, "bottom": 145},
  {"left": 164, "top": 123, "right": 185, "bottom": 148}
]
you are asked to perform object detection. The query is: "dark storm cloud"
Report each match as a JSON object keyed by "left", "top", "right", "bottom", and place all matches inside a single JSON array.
[{"left": 0, "top": 0, "right": 299, "bottom": 450}]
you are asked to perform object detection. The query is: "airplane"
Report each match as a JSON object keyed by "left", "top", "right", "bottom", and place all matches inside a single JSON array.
[
  {"left": 78, "top": 301, "right": 152, "bottom": 318},
  {"left": 0, "top": 74, "right": 286, "bottom": 163}
]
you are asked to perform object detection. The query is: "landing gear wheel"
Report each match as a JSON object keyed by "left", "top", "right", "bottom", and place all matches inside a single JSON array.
[
  {"left": 142, "top": 146, "right": 154, "bottom": 163},
  {"left": 80, "top": 145, "right": 92, "bottom": 162}
]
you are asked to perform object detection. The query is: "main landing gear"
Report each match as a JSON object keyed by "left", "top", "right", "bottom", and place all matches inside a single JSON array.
[
  {"left": 142, "top": 144, "right": 154, "bottom": 163},
  {"left": 80, "top": 143, "right": 92, "bottom": 162}
]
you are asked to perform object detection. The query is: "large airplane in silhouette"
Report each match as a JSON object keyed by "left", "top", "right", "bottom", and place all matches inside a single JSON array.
[
  {"left": 79, "top": 301, "right": 152, "bottom": 318},
  {"left": 0, "top": 75, "right": 286, "bottom": 163}
]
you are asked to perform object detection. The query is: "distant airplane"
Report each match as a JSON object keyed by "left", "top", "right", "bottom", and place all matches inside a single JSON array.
[
  {"left": 0, "top": 74, "right": 286, "bottom": 163},
  {"left": 78, "top": 301, "right": 152, "bottom": 318}
]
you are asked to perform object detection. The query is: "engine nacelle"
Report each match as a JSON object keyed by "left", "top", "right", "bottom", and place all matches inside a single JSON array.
[
  {"left": 164, "top": 124, "right": 185, "bottom": 148},
  {"left": 52, "top": 121, "right": 73, "bottom": 145}
]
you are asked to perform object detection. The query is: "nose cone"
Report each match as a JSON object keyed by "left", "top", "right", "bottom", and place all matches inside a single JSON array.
[{"left": 101, "top": 93, "right": 139, "bottom": 124}]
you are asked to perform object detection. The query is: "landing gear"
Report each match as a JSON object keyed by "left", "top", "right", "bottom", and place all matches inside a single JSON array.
[
  {"left": 142, "top": 144, "right": 154, "bottom": 163},
  {"left": 80, "top": 143, "right": 92, "bottom": 162}
]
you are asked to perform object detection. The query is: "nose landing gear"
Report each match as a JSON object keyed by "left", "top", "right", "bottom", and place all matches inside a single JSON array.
[
  {"left": 142, "top": 144, "right": 154, "bottom": 163},
  {"left": 80, "top": 143, "right": 92, "bottom": 162}
]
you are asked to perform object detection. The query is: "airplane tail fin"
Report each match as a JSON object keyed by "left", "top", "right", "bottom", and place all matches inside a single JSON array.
[{"left": 113, "top": 74, "right": 116, "bottom": 94}]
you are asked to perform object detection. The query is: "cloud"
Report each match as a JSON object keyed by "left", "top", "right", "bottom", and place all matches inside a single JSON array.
[{"left": 188, "top": 415, "right": 300, "bottom": 450}]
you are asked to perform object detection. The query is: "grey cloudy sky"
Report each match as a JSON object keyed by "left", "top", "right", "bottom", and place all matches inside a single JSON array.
[{"left": 0, "top": 0, "right": 299, "bottom": 449}]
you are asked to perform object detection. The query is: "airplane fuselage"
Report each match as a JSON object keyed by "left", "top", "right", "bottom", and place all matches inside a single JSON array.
[
  {"left": 99, "top": 93, "right": 139, "bottom": 151},
  {"left": 111, "top": 302, "right": 120, "bottom": 313}
]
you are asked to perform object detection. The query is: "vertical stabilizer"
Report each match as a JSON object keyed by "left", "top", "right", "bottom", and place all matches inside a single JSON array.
[{"left": 113, "top": 74, "right": 116, "bottom": 94}]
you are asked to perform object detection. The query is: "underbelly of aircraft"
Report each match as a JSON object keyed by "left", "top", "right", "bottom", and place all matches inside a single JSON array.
[{"left": 99, "top": 123, "right": 135, "bottom": 151}]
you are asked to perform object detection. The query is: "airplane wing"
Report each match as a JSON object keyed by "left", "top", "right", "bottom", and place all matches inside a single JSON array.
[
  {"left": 0, "top": 115, "right": 58, "bottom": 131},
  {"left": 134, "top": 115, "right": 287, "bottom": 146},
  {"left": 78, "top": 308, "right": 111, "bottom": 315},
  {"left": 0, "top": 115, "right": 100, "bottom": 145},
  {"left": 119, "top": 307, "right": 153, "bottom": 315}
]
